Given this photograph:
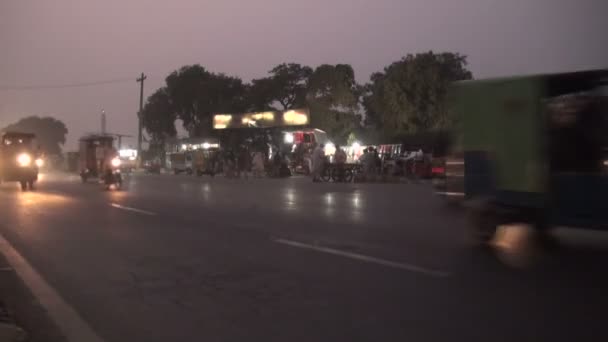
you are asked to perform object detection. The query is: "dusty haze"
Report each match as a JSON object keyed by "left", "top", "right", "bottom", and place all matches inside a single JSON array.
[{"left": 1, "top": 0, "right": 606, "bottom": 150}]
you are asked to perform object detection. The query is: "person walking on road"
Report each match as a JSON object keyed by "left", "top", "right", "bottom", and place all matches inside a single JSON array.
[
  {"left": 311, "top": 143, "right": 325, "bottom": 182},
  {"left": 252, "top": 151, "right": 265, "bottom": 178}
]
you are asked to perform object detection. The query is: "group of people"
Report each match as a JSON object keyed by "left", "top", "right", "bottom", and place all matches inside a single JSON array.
[
  {"left": 213, "top": 148, "right": 266, "bottom": 179},
  {"left": 359, "top": 147, "right": 382, "bottom": 177},
  {"left": 309, "top": 143, "right": 348, "bottom": 182}
]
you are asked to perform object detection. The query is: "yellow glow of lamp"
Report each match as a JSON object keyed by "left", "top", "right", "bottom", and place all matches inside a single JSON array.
[
  {"left": 213, "top": 114, "right": 232, "bottom": 129},
  {"left": 283, "top": 110, "right": 308, "bottom": 125}
]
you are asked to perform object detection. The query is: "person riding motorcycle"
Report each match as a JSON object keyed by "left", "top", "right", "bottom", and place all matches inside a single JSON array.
[{"left": 102, "top": 147, "right": 122, "bottom": 187}]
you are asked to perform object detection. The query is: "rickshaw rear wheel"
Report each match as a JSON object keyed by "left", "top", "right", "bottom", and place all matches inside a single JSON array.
[
  {"left": 20, "top": 181, "right": 27, "bottom": 191},
  {"left": 27, "top": 180, "right": 35, "bottom": 191}
]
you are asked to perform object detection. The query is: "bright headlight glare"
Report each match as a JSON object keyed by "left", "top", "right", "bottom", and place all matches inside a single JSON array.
[
  {"left": 111, "top": 158, "right": 121, "bottom": 167},
  {"left": 17, "top": 153, "right": 32, "bottom": 167},
  {"left": 35, "top": 158, "right": 44, "bottom": 167}
]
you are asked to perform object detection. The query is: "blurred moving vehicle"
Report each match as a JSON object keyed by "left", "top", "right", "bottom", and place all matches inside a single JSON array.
[
  {"left": 449, "top": 69, "right": 608, "bottom": 243},
  {"left": 79, "top": 134, "right": 123, "bottom": 189},
  {"left": 432, "top": 152, "right": 465, "bottom": 204},
  {"left": 0, "top": 132, "right": 42, "bottom": 191}
]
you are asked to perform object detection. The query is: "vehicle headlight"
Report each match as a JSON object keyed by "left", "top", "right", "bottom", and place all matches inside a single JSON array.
[
  {"left": 111, "top": 157, "right": 121, "bottom": 167},
  {"left": 17, "top": 153, "right": 32, "bottom": 167},
  {"left": 35, "top": 158, "right": 44, "bottom": 167}
]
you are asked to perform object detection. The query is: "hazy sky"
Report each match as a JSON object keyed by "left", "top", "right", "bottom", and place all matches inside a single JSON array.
[{"left": 1, "top": 0, "right": 606, "bottom": 150}]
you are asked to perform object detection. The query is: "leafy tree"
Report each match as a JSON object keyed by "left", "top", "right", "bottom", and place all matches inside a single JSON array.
[
  {"left": 2, "top": 116, "right": 68, "bottom": 155},
  {"left": 141, "top": 87, "right": 177, "bottom": 150},
  {"left": 306, "top": 64, "right": 362, "bottom": 144},
  {"left": 165, "top": 65, "right": 246, "bottom": 137},
  {"left": 363, "top": 51, "right": 473, "bottom": 139},
  {"left": 248, "top": 63, "right": 313, "bottom": 111}
]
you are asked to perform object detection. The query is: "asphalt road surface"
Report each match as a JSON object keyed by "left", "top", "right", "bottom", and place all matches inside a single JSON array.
[{"left": 1, "top": 172, "right": 608, "bottom": 342}]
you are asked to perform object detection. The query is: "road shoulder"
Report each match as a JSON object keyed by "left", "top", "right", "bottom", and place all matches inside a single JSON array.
[{"left": 0, "top": 252, "right": 67, "bottom": 342}]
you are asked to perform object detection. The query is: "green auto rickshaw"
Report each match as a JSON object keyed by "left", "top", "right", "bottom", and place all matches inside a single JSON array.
[{"left": 448, "top": 69, "right": 608, "bottom": 242}]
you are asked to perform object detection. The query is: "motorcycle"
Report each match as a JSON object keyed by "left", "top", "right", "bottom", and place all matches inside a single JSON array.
[{"left": 103, "top": 157, "right": 123, "bottom": 190}]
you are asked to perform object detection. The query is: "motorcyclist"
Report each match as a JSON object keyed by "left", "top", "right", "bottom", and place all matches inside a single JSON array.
[{"left": 102, "top": 146, "right": 121, "bottom": 186}]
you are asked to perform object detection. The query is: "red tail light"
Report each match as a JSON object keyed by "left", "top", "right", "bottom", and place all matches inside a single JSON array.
[{"left": 431, "top": 167, "right": 445, "bottom": 174}]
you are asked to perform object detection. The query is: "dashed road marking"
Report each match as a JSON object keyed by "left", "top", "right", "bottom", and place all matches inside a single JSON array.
[
  {"left": 0, "top": 234, "right": 105, "bottom": 342},
  {"left": 274, "top": 238, "right": 451, "bottom": 278},
  {"left": 110, "top": 203, "right": 157, "bottom": 216}
]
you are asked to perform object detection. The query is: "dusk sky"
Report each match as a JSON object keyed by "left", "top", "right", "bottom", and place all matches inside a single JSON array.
[{"left": 1, "top": 0, "right": 606, "bottom": 150}]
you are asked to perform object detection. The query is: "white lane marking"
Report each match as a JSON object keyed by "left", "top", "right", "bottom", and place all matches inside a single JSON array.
[
  {"left": 273, "top": 238, "right": 451, "bottom": 278},
  {"left": 0, "top": 234, "right": 105, "bottom": 342},
  {"left": 445, "top": 161, "right": 465, "bottom": 165},
  {"left": 110, "top": 203, "right": 157, "bottom": 216},
  {"left": 435, "top": 191, "right": 466, "bottom": 197}
]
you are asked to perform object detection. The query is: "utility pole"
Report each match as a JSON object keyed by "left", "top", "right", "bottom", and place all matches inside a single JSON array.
[
  {"left": 101, "top": 109, "right": 106, "bottom": 134},
  {"left": 136, "top": 72, "right": 147, "bottom": 167}
]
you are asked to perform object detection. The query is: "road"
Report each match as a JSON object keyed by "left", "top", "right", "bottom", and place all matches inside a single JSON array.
[{"left": 1, "top": 172, "right": 608, "bottom": 342}]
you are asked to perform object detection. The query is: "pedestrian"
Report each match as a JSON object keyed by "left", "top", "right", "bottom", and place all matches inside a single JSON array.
[
  {"left": 252, "top": 151, "right": 265, "bottom": 178},
  {"left": 224, "top": 150, "right": 236, "bottom": 178},
  {"left": 334, "top": 144, "right": 347, "bottom": 181},
  {"left": 361, "top": 148, "right": 374, "bottom": 177},
  {"left": 311, "top": 143, "right": 325, "bottom": 182},
  {"left": 237, "top": 147, "right": 251, "bottom": 179},
  {"left": 272, "top": 151, "right": 283, "bottom": 177}
]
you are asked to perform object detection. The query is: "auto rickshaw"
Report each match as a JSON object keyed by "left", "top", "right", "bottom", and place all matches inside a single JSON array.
[
  {"left": 78, "top": 134, "right": 122, "bottom": 189},
  {"left": 449, "top": 69, "right": 608, "bottom": 243},
  {"left": 0, "top": 132, "right": 42, "bottom": 191},
  {"left": 193, "top": 148, "right": 219, "bottom": 177}
]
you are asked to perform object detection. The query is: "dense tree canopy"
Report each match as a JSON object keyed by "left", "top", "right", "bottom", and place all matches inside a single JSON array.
[
  {"left": 141, "top": 87, "right": 176, "bottom": 145},
  {"left": 307, "top": 64, "right": 362, "bottom": 144},
  {"left": 165, "top": 65, "right": 247, "bottom": 137},
  {"left": 2, "top": 116, "right": 68, "bottom": 155},
  {"left": 143, "top": 51, "right": 473, "bottom": 146},
  {"left": 248, "top": 63, "right": 313, "bottom": 111},
  {"left": 363, "top": 51, "right": 473, "bottom": 139}
]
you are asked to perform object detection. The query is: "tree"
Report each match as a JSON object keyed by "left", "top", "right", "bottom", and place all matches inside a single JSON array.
[
  {"left": 306, "top": 64, "right": 362, "bottom": 144},
  {"left": 2, "top": 116, "right": 68, "bottom": 155},
  {"left": 165, "top": 65, "right": 247, "bottom": 137},
  {"left": 248, "top": 63, "right": 313, "bottom": 111},
  {"left": 363, "top": 51, "right": 473, "bottom": 140},
  {"left": 141, "top": 87, "right": 177, "bottom": 152}
]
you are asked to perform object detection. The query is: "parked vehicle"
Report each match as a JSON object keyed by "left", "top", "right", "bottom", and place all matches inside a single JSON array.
[
  {"left": 167, "top": 151, "right": 193, "bottom": 175},
  {"left": 0, "top": 132, "right": 42, "bottom": 191}
]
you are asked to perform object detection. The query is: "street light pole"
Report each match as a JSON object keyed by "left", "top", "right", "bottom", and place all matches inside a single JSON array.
[{"left": 136, "top": 72, "right": 147, "bottom": 167}]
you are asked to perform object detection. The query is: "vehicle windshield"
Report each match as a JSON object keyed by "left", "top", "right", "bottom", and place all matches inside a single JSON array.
[{"left": 2, "top": 136, "right": 34, "bottom": 149}]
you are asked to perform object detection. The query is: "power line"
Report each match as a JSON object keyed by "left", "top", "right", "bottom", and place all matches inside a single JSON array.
[{"left": 0, "top": 77, "right": 136, "bottom": 91}]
